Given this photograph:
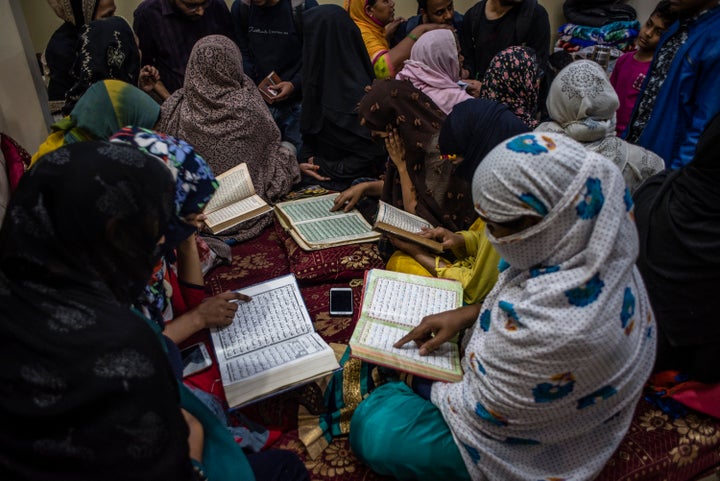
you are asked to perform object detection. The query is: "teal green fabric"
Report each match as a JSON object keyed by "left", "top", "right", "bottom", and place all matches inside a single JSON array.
[
  {"left": 350, "top": 382, "right": 470, "bottom": 481},
  {"left": 63, "top": 79, "right": 160, "bottom": 145},
  {"left": 180, "top": 385, "right": 256, "bottom": 481},
  {"left": 136, "top": 308, "right": 255, "bottom": 481}
]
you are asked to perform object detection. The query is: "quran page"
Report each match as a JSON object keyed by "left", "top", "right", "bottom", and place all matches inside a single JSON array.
[
  {"left": 202, "top": 163, "right": 273, "bottom": 234},
  {"left": 349, "top": 269, "right": 463, "bottom": 382},
  {"left": 375, "top": 201, "right": 432, "bottom": 233},
  {"left": 204, "top": 163, "right": 256, "bottom": 213},
  {"left": 210, "top": 274, "right": 340, "bottom": 407}
]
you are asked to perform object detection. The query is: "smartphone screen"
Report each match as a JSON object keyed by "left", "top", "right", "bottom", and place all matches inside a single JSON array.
[
  {"left": 181, "top": 343, "right": 212, "bottom": 378},
  {"left": 330, "top": 288, "right": 353, "bottom": 316}
]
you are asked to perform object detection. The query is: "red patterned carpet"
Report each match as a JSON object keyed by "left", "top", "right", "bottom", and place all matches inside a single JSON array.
[{"left": 197, "top": 221, "right": 720, "bottom": 481}]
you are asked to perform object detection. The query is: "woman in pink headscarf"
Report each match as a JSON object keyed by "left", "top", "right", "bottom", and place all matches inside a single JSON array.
[{"left": 396, "top": 29, "right": 472, "bottom": 115}]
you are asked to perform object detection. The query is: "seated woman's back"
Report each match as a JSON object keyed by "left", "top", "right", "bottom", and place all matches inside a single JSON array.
[
  {"left": 299, "top": 4, "right": 386, "bottom": 190},
  {"left": 62, "top": 15, "right": 140, "bottom": 115},
  {"left": 479, "top": 46, "right": 542, "bottom": 129},
  {"left": 536, "top": 60, "right": 664, "bottom": 193},
  {"left": 31, "top": 79, "right": 161, "bottom": 166},
  {"left": 0, "top": 142, "right": 197, "bottom": 480},
  {"left": 158, "top": 34, "right": 300, "bottom": 241},
  {"left": 396, "top": 29, "right": 472, "bottom": 115}
]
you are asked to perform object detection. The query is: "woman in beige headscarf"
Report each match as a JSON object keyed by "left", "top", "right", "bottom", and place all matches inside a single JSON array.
[
  {"left": 536, "top": 60, "right": 664, "bottom": 192},
  {"left": 158, "top": 34, "right": 300, "bottom": 242}
]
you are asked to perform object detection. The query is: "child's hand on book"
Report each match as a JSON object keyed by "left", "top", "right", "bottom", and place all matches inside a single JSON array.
[
  {"left": 388, "top": 234, "right": 428, "bottom": 257},
  {"left": 394, "top": 304, "right": 481, "bottom": 355},
  {"left": 194, "top": 291, "right": 251, "bottom": 329}
]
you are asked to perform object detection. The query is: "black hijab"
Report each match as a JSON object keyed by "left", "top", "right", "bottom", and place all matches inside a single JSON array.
[
  {"left": 439, "top": 98, "right": 530, "bottom": 179},
  {"left": 45, "top": 0, "right": 104, "bottom": 101},
  {"left": 63, "top": 16, "right": 141, "bottom": 116},
  {"left": 298, "top": 4, "right": 386, "bottom": 185},
  {"left": 634, "top": 112, "right": 720, "bottom": 382},
  {"left": 300, "top": 4, "right": 374, "bottom": 138},
  {"left": 0, "top": 142, "right": 198, "bottom": 480}
]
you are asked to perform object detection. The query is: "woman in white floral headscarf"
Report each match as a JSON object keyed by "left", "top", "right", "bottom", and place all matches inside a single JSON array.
[
  {"left": 350, "top": 132, "right": 656, "bottom": 481},
  {"left": 536, "top": 60, "right": 664, "bottom": 192}
]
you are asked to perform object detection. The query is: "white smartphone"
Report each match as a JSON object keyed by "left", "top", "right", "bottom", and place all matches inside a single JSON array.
[
  {"left": 329, "top": 287, "right": 353, "bottom": 316},
  {"left": 180, "top": 342, "right": 213, "bottom": 378}
]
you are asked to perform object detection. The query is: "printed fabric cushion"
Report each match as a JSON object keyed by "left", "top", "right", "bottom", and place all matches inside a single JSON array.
[{"left": 274, "top": 219, "right": 384, "bottom": 283}]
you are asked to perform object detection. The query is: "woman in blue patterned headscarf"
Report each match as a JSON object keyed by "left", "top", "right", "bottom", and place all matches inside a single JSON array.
[
  {"left": 350, "top": 133, "right": 656, "bottom": 481},
  {"left": 110, "top": 126, "right": 219, "bottom": 330}
]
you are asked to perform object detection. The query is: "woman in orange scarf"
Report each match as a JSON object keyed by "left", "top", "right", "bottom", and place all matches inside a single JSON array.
[{"left": 345, "top": 0, "right": 449, "bottom": 79}]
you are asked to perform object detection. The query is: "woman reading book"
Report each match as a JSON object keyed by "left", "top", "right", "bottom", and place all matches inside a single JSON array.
[
  {"left": 0, "top": 141, "right": 255, "bottom": 480},
  {"left": 109, "top": 127, "right": 249, "bottom": 348},
  {"left": 158, "top": 35, "right": 300, "bottom": 242},
  {"left": 386, "top": 98, "right": 529, "bottom": 304},
  {"left": 336, "top": 78, "right": 477, "bottom": 231},
  {"left": 349, "top": 133, "right": 656, "bottom": 481},
  {"left": 109, "top": 127, "right": 311, "bottom": 481}
]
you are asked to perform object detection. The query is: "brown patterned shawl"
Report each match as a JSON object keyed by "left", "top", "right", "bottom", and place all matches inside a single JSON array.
[
  {"left": 358, "top": 79, "right": 476, "bottom": 231},
  {"left": 158, "top": 35, "right": 300, "bottom": 241}
]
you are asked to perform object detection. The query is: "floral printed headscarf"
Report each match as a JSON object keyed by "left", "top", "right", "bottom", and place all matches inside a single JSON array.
[
  {"left": 110, "top": 127, "right": 217, "bottom": 325},
  {"left": 479, "top": 46, "right": 541, "bottom": 128}
]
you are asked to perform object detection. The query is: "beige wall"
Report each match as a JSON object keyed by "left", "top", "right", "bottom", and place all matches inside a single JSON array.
[
  {"left": 2, "top": 0, "right": 53, "bottom": 154},
  {"left": 8, "top": 0, "right": 654, "bottom": 153},
  {"left": 21, "top": 0, "right": 652, "bottom": 55}
]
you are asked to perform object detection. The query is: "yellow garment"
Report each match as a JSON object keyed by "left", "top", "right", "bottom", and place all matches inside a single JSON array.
[
  {"left": 31, "top": 129, "right": 67, "bottom": 165},
  {"left": 345, "top": 0, "right": 394, "bottom": 79},
  {"left": 386, "top": 218, "right": 500, "bottom": 304}
]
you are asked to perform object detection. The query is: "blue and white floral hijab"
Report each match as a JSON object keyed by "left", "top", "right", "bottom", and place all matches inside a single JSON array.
[
  {"left": 432, "top": 132, "right": 657, "bottom": 481},
  {"left": 110, "top": 127, "right": 217, "bottom": 326}
]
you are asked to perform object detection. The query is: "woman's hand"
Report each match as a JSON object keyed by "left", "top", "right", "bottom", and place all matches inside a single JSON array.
[
  {"left": 299, "top": 157, "right": 331, "bottom": 181},
  {"left": 385, "top": 128, "right": 406, "bottom": 170},
  {"left": 183, "top": 213, "right": 206, "bottom": 231},
  {"left": 394, "top": 304, "right": 480, "bottom": 355},
  {"left": 384, "top": 17, "right": 405, "bottom": 41},
  {"left": 268, "top": 81, "right": 294, "bottom": 102},
  {"left": 389, "top": 234, "right": 427, "bottom": 257},
  {"left": 420, "top": 226, "right": 464, "bottom": 250},
  {"left": 410, "top": 22, "right": 453, "bottom": 39},
  {"left": 181, "top": 409, "right": 204, "bottom": 463},
  {"left": 139, "top": 65, "right": 161, "bottom": 93},
  {"left": 192, "top": 291, "right": 251, "bottom": 330}
]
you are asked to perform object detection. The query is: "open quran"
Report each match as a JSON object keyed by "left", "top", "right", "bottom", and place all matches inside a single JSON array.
[
  {"left": 274, "top": 194, "right": 380, "bottom": 250},
  {"left": 349, "top": 269, "right": 463, "bottom": 382},
  {"left": 210, "top": 274, "right": 340, "bottom": 407}
]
